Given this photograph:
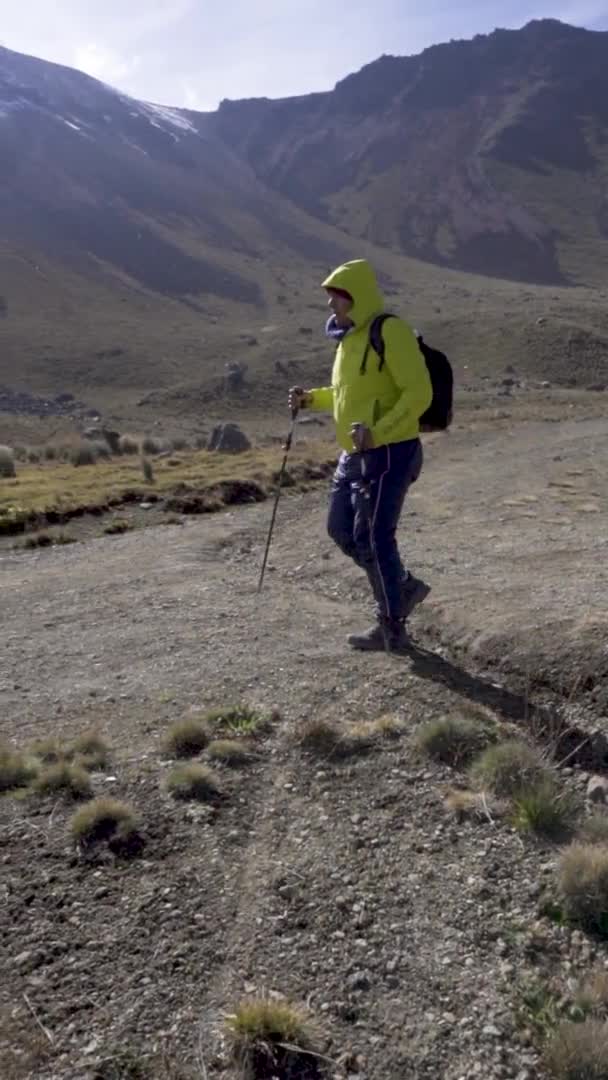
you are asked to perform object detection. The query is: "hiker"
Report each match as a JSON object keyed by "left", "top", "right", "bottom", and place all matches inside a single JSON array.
[{"left": 289, "top": 258, "right": 433, "bottom": 652}]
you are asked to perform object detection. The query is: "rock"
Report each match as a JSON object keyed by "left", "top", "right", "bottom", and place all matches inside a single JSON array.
[
  {"left": 15, "top": 950, "right": 32, "bottom": 967},
  {"left": 347, "top": 970, "right": 371, "bottom": 992},
  {"left": 208, "top": 422, "right": 251, "bottom": 454},
  {"left": 586, "top": 775, "right": 608, "bottom": 804}
]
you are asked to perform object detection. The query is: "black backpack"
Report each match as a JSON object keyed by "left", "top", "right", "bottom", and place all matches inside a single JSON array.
[{"left": 362, "top": 314, "right": 453, "bottom": 432}]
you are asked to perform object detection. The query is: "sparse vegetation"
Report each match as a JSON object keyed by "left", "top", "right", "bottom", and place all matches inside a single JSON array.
[
  {"left": 558, "top": 843, "right": 608, "bottom": 935},
  {"left": 141, "top": 457, "right": 155, "bottom": 483},
  {"left": 141, "top": 436, "right": 162, "bottom": 456},
  {"left": 470, "top": 739, "right": 549, "bottom": 797},
  {"left": 71, "top": 798, "right": 142, "bottom": 853},
  {"left": 0, "top": 744, "right": 37, "bottom": 793},
  {"left": 33, "top": 762, "right": 93, "bottom": 801},
  {"left": 573, "top": 969, "right": 608, "bottom": 1020},
  {"left": 166, "top": 763, "right": 221, "bottom": 802},
  {"left": 164, "top": 718, "right": 210, "bottom": 758},
  {"left": 512, "top": 779, "right": 578, "bottom": 839},
  {"left": 30, "top": 737, "right": 67, "bottom": 763},
  {"left": 0, "top": 445, "right": 16, "bottom": 478},
  {"left": 208, "top": 739, "right": 255, "bottom": 767},
  {"left": 226, "top": 996, "right": 320, "bottom": 1080},
  {"left": 544, "top": 1019, "right": 608, "bottom": 1079},
  {"left": 418, "top": 714, "right": 494, "bottom": 767},
  {"left": 297, "top": 717, "right": 372, "bottom": 759},
  {"left": 444, "top": 787, "right": 505, "bottom": 822}
]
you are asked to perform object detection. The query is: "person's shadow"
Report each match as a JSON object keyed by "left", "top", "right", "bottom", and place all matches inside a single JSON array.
[{"left": 400, "top": 639, "right": 607, "bottom": 772}]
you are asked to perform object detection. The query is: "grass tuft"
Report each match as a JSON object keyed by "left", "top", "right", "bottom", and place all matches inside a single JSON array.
[
  {"left": 71, "top": 798, "right": 142, "bottom": 854},
  {"left": 68, "top": 731, "right": 110, "bottom": 771},
  {"left": 164, "top": 718, "right": 210, "bottom": 758},
  {"left": 418, "top": 714, "right": 494, "bottom": 767},
  {"left": 574, "top": 970, "right": 608, "bottom": 1021},
  {"left": 444, "top": 787, "right": 505, "bottom": 822},
  {"left": 30, "top": 737, "right": 67, "bottom": 764},
  {"left": 0, "top": 744, "right": 37, "bottom": 793},
  {"left": 225, "top": 996, "right": 321, "bottom": 1080},
  {"left": 33, "top": 762, "right": 93, "bottom": 801},
  {"left": 207, "top": 739, "right": 255, "bottom": 767},
  {"left": 512, "top": 778, "right": 579, "bottom": 839},
  {"left": 297, "top": 718, "right": 372, "bottom": 760},
  {"left": 544, "top": 1019, "right": 608, "bottom": 1079},
  {"left": 470, "top": 739, "right": 548, "bottom": 797},
  {"left": 580, "top": 815, "right": 608, "bottom": 846},
  {"left": 205, "top": 705, "right": 267, "bottom": 737},
  {"left": 118, "top": 434, "right": 140, "bottom": 455},
  {"left": 104, "top": 519, "right": 132, "bottom": 535},
  {"left": 71, "top": 442, "right": 99, "bottom": 467},
  {"left": 558, "top": 843, "right": 608, "bottom": 936},
  {"left": 166, "top": 763, "right": 222, "bottom": 803}
]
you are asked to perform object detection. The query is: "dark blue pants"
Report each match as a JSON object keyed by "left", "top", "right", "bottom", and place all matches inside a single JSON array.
[{"left": 327, "top": 439, "right": 423, "bottom": 621}]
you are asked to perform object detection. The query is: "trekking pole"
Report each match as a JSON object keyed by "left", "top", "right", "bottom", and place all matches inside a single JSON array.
[
  {"left": 256, "top": 406, "right": 299, "bottom": 593},
  {"left": 355, "top": 426, "right": 391, "bottom": 653}
]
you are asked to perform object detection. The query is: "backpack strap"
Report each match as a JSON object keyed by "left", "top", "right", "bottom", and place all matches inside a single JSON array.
[{"left": 360, "top": 313, "right": 395, "bottom": 375}]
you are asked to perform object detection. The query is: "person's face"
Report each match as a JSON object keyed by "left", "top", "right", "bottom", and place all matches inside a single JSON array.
[{"left": 327, "top": 290, "right": 353, "bottom": 326}]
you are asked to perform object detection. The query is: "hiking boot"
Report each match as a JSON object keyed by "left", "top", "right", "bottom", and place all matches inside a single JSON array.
[
  {"left": 347, "top": 619, "right": 409, "bottom": 653},
  {"left": 400, "top": 574, "right": 431, "bottom": 620}
]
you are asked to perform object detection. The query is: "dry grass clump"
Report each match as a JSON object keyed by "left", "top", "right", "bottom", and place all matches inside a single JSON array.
[
  {"left": 71, "top": 442, "right": 99, "bottom": 467},
  {"left": 71, "top": 798, "right": 142, "bottom": 854},
  {"left": 0, "top": 445, "right": 16, "bottom": 478},
  {"left": 544, "top": 1019, "right": 608, "bottom": 1079},
  {"left": 580, "top": 816, "right": 608, "bottom": 846},
  {"left": 0, "top": 744, "right": 37, "bottom": 793},
  {"left": 470, "top": 739, "right": 548, "bottom": 797},
  {"left": 68, "top": 730, "right": 110, "bottom": 771},
  {"left": 30, "top": 737, "right": 67, "bottom": 764},
  {"left": 166, "top": 763, "right": 222, "bottom": 803},
  {"left": 33, "top": 762, "right": 93, "bottom": 801},
  {"left": 205, "top": 704, "right": 268, "bottom": 737},
  {"left": 418, "top": 714, "right": 493, "bottom": 767},
  {"left": 558, "top": 843, "right": 608, "bottom": 935},
  {"left": 297, "top": 718, "right": 372, "bottom": 760},
  {"left": 141, "top": 436, "right": 162, "bottom": 455},
  {"left": 225, "top": 996, "right": 322, "bottom": 1080},
  {"left": 164, "top": 718, "right": 210, "bottom": 758},
  {"left": 444, "top": 787, "right": 506, "bottom": 823},
  {"left": 512, "top": 779, "right": 579, "bottom": 840},
  {"left": 103, "top": 519, "right": 132, "bottom": 535},
  {"left": 574, "top": 969, "right": 608, "bottom": 1020},
  {"left": 207, "top": 739, "right": 255, "bottom": 767}
]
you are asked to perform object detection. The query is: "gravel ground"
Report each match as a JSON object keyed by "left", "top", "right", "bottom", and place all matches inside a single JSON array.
[{"left": 1, "top": 411, "right": 607, "bottom": 1079}]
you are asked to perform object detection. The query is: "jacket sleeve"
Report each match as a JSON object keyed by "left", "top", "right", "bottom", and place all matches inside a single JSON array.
[
  {"left": 307, "top": 386, "right": 334, "bottom": 412},
  {"left": 370, "top": 319, "right": 433, "bottom": 445}
]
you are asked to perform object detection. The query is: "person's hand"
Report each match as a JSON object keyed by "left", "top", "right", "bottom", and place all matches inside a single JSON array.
[
  {"left": 288, "top": 386, "right": 312, "bottom": 414},
  {"left": 351, "top": 423, "right": 374, "bottom": 452}
]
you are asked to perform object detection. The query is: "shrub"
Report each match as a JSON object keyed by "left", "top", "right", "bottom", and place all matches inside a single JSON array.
[
  {"left": 544, "top": 1019, "right": 608, "bottom": 1079},
  {"left": 164, "top": 719, "right": 210, "bottom": 758},
  {"left": 0, "top": 445, "right": 16, "bottom": 477},
  {"left": 71, "top": 442, "right": 98, "bottom": 467},
  {"left": 166, "top": 763, "right": 221, "bottom": 803},
  {"left": 0, "top": 745, "right": 37, "bottom": 792},
  {"left": 68, "top": 731, "right": 110, "bottom": 771},
  {"left": 558, "top": 844, "right": 608, "bottom": 935},
  {"left": 141, "top": 436, "right": 161, "bottom": 455},
  {"left": 118, "top": 435, "right": 140, "bottom": 456},
  {"left": 226, "top": 997, "right": 320, "bottom": 1080},
  {"left": 208, "top": 739, "right": 255, "bottom": 767},
  {"left": 27, "top": 449, "right": 41, "bottom": 464},
  {"left": 512, "top": 779, "right": 579, "bottom": 839},
  {"left": 71, "top": 798, "right": 142, "bottom": 854},
  {"left": 297, "top": 718, "right": 371, "bottom": 759},
  {"left": 574, "top": 970, "right": 608, "bottom": 1020},
  {"left": 33, "top": 762, "right": 93, "bottom": 801},
  {"left": 418, "top": 715, "right": 493, "bottom": 767},
  {"left": 470, "top": 739, "right": 548, "bottom": 797}
]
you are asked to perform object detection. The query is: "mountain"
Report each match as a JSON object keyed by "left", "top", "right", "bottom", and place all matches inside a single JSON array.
[
  {"left": 1, "top": 21, "right": 608, "bottom": 437},
  {"left": 211, "top": 19, "right": 608, "bottom": 287}
]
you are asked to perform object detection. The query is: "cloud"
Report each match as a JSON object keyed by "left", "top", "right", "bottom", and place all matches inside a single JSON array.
[{"left": 73, "top": 43, "right": 140, "bottom": 85}]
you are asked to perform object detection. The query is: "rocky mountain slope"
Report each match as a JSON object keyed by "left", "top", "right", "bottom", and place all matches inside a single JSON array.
[{"left": 211, "top": 19, "right": 608, "bottom": 286}]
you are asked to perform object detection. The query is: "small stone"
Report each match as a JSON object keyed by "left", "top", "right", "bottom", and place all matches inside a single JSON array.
[
  {"left": 347, "top": 970, "right": 371, "bottom": 992},
  {"left": 587, "top": 776, "right": 608, "bottom": 804},
  {"left": 483, "top": 1024, "right": 502, "bottom": 1038},
  {"left": 15, "top": 951, "right": 32, "bottom": 967}
]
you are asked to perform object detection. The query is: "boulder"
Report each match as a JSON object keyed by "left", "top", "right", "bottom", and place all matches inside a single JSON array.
[{"left": 208, "top": 423, "right": 251, "bottom": 454}]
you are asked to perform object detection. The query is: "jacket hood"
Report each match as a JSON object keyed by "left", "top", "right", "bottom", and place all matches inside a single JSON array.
[{"left": 322, "top": 259, "right": 384, "bottom": 329}]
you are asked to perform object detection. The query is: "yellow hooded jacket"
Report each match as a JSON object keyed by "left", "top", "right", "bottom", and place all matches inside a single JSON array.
[{"left": 309, "top": 259, "right": 432, "bottom": 452}]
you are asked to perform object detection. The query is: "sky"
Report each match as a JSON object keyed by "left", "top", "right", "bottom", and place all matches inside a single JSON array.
[{"left": 2, "top": 0, "right": 608, "bottom": 110}]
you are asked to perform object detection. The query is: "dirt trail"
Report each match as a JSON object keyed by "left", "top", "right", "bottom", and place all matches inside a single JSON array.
[{"left": 1, "top": 413, "right": 607, "bottom": 1079}]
